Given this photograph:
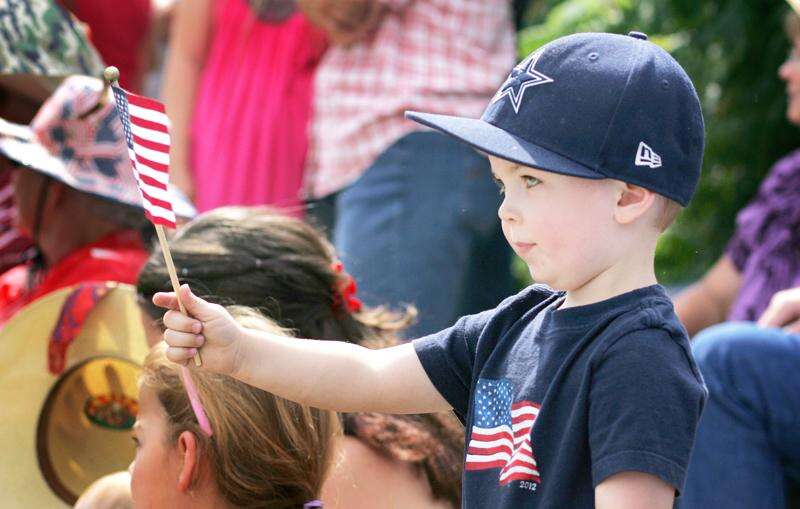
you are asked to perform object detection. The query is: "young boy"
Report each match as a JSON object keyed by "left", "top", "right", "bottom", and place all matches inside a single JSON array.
[{"left": 158, "top": 32, "right": 707, "bottom": 508}]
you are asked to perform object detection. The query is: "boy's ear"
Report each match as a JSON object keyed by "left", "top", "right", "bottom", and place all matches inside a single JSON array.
[
  {"left": 176, "top": 431, "right": 199, "bottom": 493},
  {"left": 613, "top": 183, "right": 655, "bottom": 225}
]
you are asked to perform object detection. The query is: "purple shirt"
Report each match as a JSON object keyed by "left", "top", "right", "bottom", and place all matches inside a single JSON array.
[{"left": 726, "top": 149, "right": 800, "bottom": 321}]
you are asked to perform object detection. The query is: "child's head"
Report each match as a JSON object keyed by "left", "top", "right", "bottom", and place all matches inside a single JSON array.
[
  {"left": 130, "top": 309, "right": 339, "bottom": 509},
  {"left": 136, "top": 208, "right": 463, "bottom": 506},
  {"left": 407, "top": 32, "right": 704, "bottom": 290},
  {"left": 136, "top": 206, "right": 414, "bottom": 346},
  {"left": 489, "top": 155, "right": 682, "bottom": 290}
]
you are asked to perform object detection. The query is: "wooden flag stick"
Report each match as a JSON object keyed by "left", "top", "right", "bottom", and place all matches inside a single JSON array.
[
  {"left": 103, "top": 66, "right": 201, "bottom": 367},
  {"left": 105, "top": 66, "right": 210, "bottom": 437},
  {"left": 156, "top": 225, "right": 203, "bottom": 367}
]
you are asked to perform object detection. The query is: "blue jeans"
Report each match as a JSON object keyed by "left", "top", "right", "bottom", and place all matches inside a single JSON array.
[
  {"left": 680, "top": 322, "right": 800, "bottom": 508},
  {"left": 329, "top": 131, "right": 512, "bottom": 338}
]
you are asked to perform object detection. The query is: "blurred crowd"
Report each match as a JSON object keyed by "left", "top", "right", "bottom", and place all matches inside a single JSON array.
[{"left": 0, "top": 0, "right": 799, "bottom": 508}]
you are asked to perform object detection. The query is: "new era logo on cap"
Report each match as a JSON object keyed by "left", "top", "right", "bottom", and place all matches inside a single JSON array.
[{"left": 635, "top": 142, "right": 662, "bottom": 168}]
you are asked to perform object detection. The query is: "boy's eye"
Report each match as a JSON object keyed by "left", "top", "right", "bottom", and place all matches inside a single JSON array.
[
  {"left": 522, "top": 175, "right": 541, "bottom": 189},
  {"left": 493, "top": 177, "right": 505, "bottom": 194},
  {"left": 132, "top": 435, "right": 140, "bottom": 448}
]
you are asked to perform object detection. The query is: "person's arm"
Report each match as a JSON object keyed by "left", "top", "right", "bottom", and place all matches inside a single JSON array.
[
  {"left": 595, "top": 471, "right": 674, "bottom": 509},
  {"left": 156, "top": 285, "right": 451, "bottom": 414},
  {"left": 298, "top": 0, "right": 386, "bottom": 45},
  {"left": 673, "top": 255, "right": 741, "bottom": 337},
  {"left": 160, "top": 0, "right": 213, "bottom": 200},
  {"left": 758, "top": 287, "right": 800, "bottom": 332}
]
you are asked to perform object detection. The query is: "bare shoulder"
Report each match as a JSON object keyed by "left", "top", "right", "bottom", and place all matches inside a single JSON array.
[{"left": 321, "top": 436, "right": 454, "bottom": 509}]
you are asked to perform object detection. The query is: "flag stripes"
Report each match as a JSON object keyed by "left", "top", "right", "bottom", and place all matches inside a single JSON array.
[{"left": 111, "top": 85, "right": 177, "bottom": 228}]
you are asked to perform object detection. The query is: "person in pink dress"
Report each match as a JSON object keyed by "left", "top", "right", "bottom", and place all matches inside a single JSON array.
[{"left": 162, "top": 0, "right": 327, "bottom": 213}]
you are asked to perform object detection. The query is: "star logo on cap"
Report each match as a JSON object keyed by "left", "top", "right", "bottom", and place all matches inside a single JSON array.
[{"left": 492, "top": 50, "right": 554, "bottom": 114}]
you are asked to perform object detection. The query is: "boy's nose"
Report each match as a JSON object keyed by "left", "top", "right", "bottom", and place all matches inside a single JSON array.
[{"left": 498, "top": 197, "right": 520, "bottom": 223}]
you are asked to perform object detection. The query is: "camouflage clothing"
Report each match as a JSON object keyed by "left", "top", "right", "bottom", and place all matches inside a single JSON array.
[{"left": 0, "top": 0, "right": 103, "bottom": 77}]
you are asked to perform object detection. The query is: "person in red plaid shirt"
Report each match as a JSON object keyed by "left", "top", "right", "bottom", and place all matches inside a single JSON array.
[{"left": 302, "top": 0, "right": 517, "bottom": 336}]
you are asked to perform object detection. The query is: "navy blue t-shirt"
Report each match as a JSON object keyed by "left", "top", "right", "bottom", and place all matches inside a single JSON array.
[{"left": 413, "top": 284, "right": 707, "bottom": 508}]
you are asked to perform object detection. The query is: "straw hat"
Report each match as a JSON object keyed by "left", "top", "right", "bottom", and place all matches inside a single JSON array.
[{"left": 0, "top": 282, "right": 149, "bottom": 507}]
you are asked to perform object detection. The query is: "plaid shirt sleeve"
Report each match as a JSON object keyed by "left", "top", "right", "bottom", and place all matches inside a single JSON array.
[{"left": 306, "top": 0, "right": 517, "bottom": 198}]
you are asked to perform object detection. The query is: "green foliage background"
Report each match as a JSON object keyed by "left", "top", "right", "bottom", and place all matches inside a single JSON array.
[{"left": 512, "top": 0, "right": 799, "bottom": 286}]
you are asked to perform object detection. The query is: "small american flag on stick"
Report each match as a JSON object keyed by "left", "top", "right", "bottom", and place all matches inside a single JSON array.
[
  {"left": 111, "top": 81, "right": 177, "bottom": 228},
  {"left": 105, "top": 68, "right": 209, "bottom": 435}
]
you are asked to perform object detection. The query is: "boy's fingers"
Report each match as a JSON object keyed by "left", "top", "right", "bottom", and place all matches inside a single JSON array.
[
  {"left": 163, "top": 309, "right": 203, "bottom": 333},
  {"left": 164, "top": 329, "right": 204, "bottom": 348},
  {"left": 165, "top": 346, "right": 199, "bottom": 364},
  {"left": 153, "top": 292, "right": 181, "bottom": 311},
  {"left": 179, "top": 284, "right": 220, "bottom": 321}
]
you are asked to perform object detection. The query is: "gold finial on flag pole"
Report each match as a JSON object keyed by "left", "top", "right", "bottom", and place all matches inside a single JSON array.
[
  {"left": 103, "top": 66, "right": 121, "bottom": 86},
  {"left": 77, "top": 66, "right": 120, "bottom": 119}
]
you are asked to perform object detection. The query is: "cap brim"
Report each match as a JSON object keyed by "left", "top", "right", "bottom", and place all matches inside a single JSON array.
[{"left": 405, "top": 111, "right": 605, "bottom": 180}]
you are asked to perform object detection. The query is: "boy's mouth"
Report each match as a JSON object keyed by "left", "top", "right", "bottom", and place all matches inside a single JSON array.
[{"left": 512, "top": 242, "right": 536, "bottom": 255}]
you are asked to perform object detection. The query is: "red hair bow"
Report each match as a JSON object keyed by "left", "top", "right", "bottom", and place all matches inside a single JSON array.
[{"left": 331, "top": 262, "right": 363, "bottom": 314}]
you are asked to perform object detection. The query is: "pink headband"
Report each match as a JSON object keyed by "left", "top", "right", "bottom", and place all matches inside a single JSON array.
[{"left": 180, "top": 366, "right": 213, "bottom": 436}]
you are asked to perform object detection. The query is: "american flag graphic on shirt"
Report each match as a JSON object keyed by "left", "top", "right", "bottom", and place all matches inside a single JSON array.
[{"left": 465, "top": 378, "right": 541, "bottom": 485}]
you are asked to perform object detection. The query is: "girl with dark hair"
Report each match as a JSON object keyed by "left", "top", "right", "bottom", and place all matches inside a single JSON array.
[{"left": 137, "top": 206, "right": 463, "bottom": 508}]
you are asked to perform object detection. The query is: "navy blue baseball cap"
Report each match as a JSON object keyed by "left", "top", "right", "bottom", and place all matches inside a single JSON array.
[{"left": 406, "top": 32, "right": 705, "bottom": 206}]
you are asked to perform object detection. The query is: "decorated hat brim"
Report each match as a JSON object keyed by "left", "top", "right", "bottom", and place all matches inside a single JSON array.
[
  {"left": 0, "top": 283, "right": 149, "bottom": 508},
  {"left": 406, "top": 111, "right": 606, "bottom": 180},
  {"left": 0, "top": 119, "right": 196, "bottom": 219}
]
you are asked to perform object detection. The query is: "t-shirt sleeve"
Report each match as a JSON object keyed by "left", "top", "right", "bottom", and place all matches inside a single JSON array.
[
  {"left": 588, "top": 328, "right": 707, "bottom": 494},
  {"left": 412, "top": 311, "right": 492, "bottom": 420}
]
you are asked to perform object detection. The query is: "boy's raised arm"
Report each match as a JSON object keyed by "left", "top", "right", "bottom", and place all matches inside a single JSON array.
[{"left": 155, "top": 285, "right": 451, "bottom": 414}]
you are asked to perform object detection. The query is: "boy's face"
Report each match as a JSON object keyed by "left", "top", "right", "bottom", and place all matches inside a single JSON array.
[{"left": 490, "top": 156, "right": 622, "bottom": 291}]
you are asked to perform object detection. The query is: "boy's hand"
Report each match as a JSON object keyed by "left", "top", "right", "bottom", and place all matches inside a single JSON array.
[
  {"left": 153, "top": 285, "right": 244, "bottom": 376},
  {"left": 758, "top": 287, "right": 800, "bottom": 333}
]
